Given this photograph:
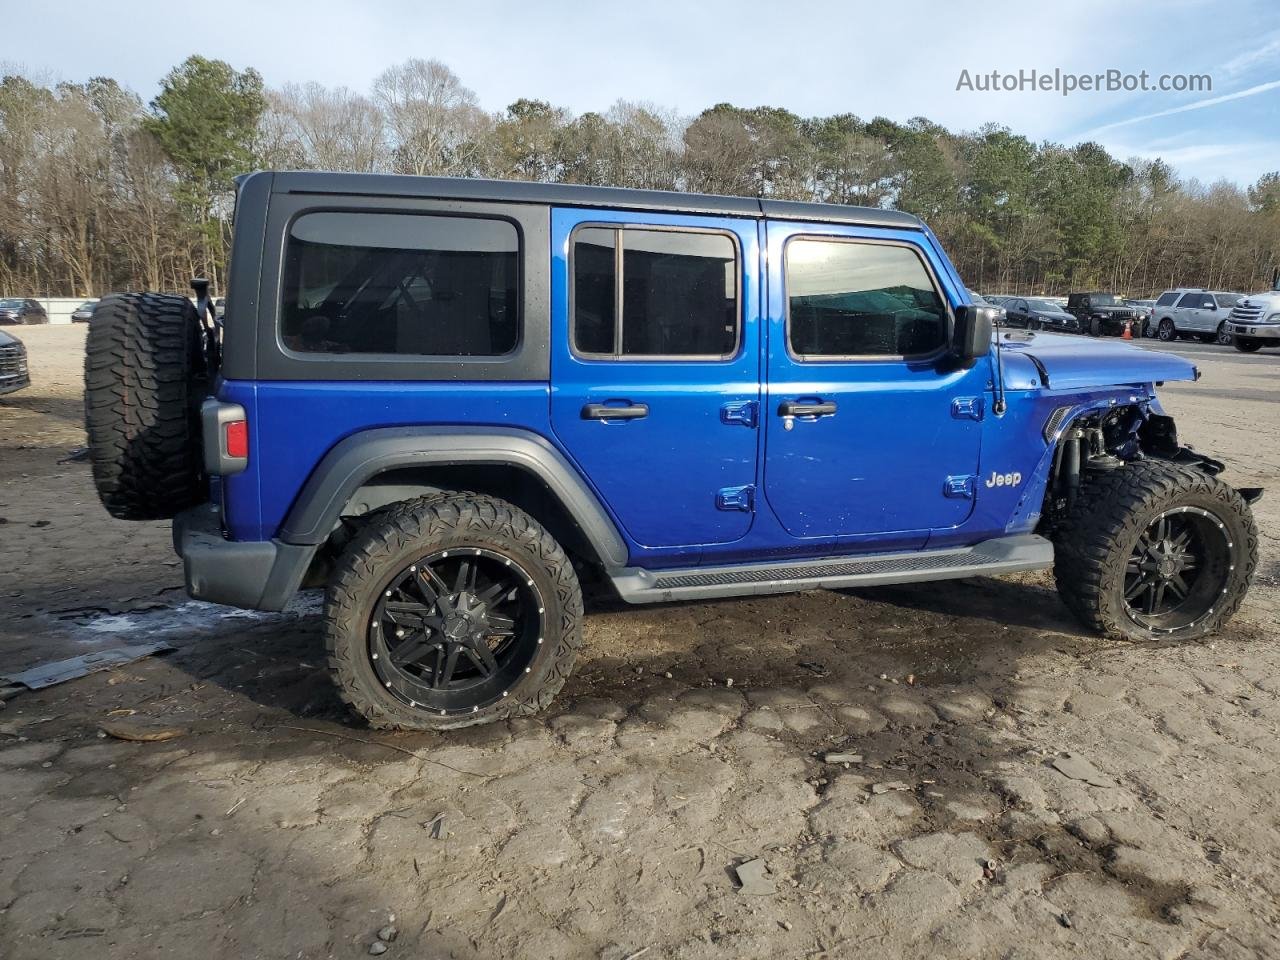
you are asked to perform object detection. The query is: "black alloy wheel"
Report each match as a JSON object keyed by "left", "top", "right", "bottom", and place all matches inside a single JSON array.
[
  {"left": 1121, "top": 507, "right": 1233, "bottom": 634},
  {"left": 369, "top": 547, "right": 545, "bottom": 716}
]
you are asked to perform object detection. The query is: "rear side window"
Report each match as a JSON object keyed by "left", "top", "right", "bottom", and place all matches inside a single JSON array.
[
  {"left": 571, "top": 226, "right": 738, "bottom": 359},
  {"left": 785, "top": 239, "right": 947, "bottom": 358},
  {"left": 280, "top": 212, "right": 519, "bottom": 356},
  {"left": 1156, "top": 292, "right": 1178, "bottom": 307}
]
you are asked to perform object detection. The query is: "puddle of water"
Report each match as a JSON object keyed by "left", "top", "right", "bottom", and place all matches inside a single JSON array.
[{"left": 66, "top": 591, "right": 323, "bottom": 641}]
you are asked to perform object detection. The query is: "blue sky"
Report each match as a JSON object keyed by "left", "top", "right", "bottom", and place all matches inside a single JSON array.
[{"left": 5, "top": 0, "right": 1279, "bottom": 189}]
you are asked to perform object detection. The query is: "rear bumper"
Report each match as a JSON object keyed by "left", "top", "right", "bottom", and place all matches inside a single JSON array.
[
  {"left": 1229, "top": 322, "right": 1280, "bottom": 340},
  {"left": 173, "top": 504, "right": 315, "bottom": 611}
]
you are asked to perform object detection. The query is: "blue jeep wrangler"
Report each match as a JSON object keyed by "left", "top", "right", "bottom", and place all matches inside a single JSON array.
[{"left": 83, "top": 172, "right": 1260, "bottom": 730}]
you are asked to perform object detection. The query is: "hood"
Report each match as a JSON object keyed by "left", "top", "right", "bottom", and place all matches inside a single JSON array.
[
  {"left": 999, "top": 332, "right": 1197, "bottom": 391},
  {"left": 0, "top": 328, "right": 20, "bottom": 347},
  {"left": 1237, "top": 291, "right": 1280, "bottom": 308}
]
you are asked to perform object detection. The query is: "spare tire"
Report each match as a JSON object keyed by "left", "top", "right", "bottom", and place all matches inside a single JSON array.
[{"left": 84, "top": 293, "right": 208, "bottom": 521}]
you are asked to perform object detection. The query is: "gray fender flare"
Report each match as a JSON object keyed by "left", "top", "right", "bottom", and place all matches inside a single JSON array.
[{"left": 277, "top": 426, "right": 629, "bottom": 568}]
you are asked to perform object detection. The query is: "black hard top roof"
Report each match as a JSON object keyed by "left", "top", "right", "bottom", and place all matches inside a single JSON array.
[{"left": 261, "top": 170, "right": 924, "bottom": 231}]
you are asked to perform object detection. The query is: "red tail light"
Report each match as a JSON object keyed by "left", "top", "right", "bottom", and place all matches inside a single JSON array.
[{"left": 224, "top": 420, "right": 248, "bottom": 459}]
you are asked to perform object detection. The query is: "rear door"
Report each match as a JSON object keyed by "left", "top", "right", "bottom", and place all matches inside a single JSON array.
[
  {"left": 761, "top": 222, "right": 986, "bottom": 547},
  {"left": 549, "top": 208, "right": 761, "bottom": 549}
]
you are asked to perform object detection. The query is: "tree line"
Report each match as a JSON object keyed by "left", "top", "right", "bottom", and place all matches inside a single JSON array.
[{"left": 3, "top": 55, "right": 1279, "bottom": 300}]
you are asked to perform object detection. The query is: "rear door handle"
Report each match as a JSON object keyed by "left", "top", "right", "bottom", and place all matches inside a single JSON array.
[
  {"left": 779, "top": 400, "right": 837, "bottom": 417},
  {"left": 582, "top": 402, "right": 649, "bottom": 421}
]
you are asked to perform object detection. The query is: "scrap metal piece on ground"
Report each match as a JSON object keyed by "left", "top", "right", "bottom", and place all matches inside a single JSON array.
[
  {"left": 734, "top": 858, "right": 774, "bottom": 895},
  {"left": 0, "top": 642, "right": 175, "bottom": 693}
]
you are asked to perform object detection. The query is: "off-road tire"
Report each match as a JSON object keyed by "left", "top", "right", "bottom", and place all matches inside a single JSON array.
[
  {"left": 84, "top": 293, "right": 207, "bottom": 521},
  {"left": 1053, "top": 460, "right": 1257, "bottom": 641},
  {"left": 1234, "top": 337, "right": 1262, "bottom": 353},
  {"left": 324, "top": 493, "right": 584, "bottom": 730}
]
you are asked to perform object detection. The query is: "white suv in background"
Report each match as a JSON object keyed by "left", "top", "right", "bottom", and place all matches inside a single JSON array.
[
  {"left": 1150, "top": 289, "right": 1242, "bottom": 344},
  {"left": 1228, "top": 272, "right": 1280, "bottom": 352}
]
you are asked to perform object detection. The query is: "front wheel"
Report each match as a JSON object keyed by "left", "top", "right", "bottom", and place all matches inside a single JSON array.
[
  {"left": 324, "top": 493, "right": 584, "bottom": 730},
  {"left": 1216, "top": 321, "right": 1233, "bottom": 346},
  {"left": 1053, "top": 461, "right": 1257, "bottom": 641},
  {"left": 1157, "top": 318, "right": 1176, "bottom": 342},
  {"left": 1234, "top": 337, "right": 1262, "bottom": 353}
]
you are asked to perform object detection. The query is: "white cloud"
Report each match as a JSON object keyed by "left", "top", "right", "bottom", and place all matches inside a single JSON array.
[{"left": 1221, "top": 34, "right": 1280, "bottom": 75}]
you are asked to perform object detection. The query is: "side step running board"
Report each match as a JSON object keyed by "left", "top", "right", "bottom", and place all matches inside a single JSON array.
[{"left": 608, "top": 534, "right": 1054, "bottom": 604}]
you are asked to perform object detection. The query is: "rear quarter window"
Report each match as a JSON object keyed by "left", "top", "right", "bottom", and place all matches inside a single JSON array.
[{"left": 280, "top": 212, "right": 520, "bottom": 357}]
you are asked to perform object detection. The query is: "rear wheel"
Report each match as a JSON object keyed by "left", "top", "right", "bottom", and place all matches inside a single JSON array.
[
  {"left": 1053, "top": 461, "right": 1256, "bottom": 641},
  {"left": 1157, "top": 318, "right": 1176, "bottom": 342},
  {"left": 324, "top": 493, "right": 583, "bottom": 730},
  {"left": 1234, "top": 337, "right": 1262, "bottom": 353},
  {"left": 83, "top": 293, "right": 208, "bottom": 521}
]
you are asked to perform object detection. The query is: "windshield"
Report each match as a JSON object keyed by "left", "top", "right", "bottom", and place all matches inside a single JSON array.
[
  {"left": 1214, "top": 294, "right": 1240, "bottom": 308},
  {"left": 0, "top": 299, "right": 21, "bottom": 309},
  {"left": 1090, "top": 294, "right": 1121, "bottom": 306},
  {"left": 967, "top": 290, "right": 990, "bottom": 305},
  {"left": 1028, "top": 299, "right": 1058, "bottom": 312}
]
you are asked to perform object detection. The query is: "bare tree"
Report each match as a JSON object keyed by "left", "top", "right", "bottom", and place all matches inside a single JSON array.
[
  {"left": 264, "top": 82, "right": 384, "bottom": 172},
  {"left": 372, "top": 58, "right": 489, "bottom": 176}
]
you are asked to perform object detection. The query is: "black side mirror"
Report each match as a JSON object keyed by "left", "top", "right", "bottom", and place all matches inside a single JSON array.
[{"left": 953, "top": 305, "right": 997, "bottom": 365}]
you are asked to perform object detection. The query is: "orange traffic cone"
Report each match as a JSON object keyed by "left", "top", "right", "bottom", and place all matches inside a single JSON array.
[{"left": 1122, "top": 320, "right": 1132, "bottom": 340}]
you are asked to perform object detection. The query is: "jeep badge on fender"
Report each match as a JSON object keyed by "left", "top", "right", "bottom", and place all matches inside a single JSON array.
[{"left": 83, "top": 171, "right": 1261, "bottom": 731}]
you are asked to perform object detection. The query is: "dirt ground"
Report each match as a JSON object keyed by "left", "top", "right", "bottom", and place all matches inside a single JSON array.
[{"left": 2, "top": 324, "right": 1279, "bottom": 960}]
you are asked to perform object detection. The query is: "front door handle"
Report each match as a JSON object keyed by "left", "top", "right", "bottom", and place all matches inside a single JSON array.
[
  {"left": 582, "top": 402, "right": 649, "bottom": 421},
  {"left": 779, "top": 400, "right": 837, "bottom": 418}
]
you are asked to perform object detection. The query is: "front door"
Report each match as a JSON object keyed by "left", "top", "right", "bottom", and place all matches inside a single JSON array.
[
  {"left": 762, "top": 222, "right": 987, "bottom": 546},
  {"left": 549, "top": 208, "right": 761, "bottom": 550}
]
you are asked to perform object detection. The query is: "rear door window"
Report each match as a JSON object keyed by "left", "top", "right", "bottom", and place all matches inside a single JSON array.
[
  {"left": 1175, "top": 293, "right": 1203, "bottom": 308},
  {"left": 280, "top": 212, "right": 519, "bottom": 356},
  {"left": 571, "top": 226, "right": 739, "bottom": 359}
]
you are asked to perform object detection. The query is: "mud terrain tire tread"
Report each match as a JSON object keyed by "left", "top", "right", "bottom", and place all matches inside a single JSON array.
[
  {"left": 1052, "top": 460, "right": 1257, "bottom": 641},
  {"left": 84, "top": 292, "right": 206, "bottom": 521},
  {"left": 324, "top": 492, "right": 584, "bottom": 730}
]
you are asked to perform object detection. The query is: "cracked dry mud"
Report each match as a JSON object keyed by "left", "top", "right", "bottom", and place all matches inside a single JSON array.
[{"left": 2, "top": 326, "right": 1279, "bottom": 960}]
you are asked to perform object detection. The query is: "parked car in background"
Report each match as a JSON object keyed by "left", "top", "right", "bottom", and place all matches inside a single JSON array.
[
  {"left": 1066, "top": 292, "right": 1137, "bottom": 337},
  {"left": 967, "top": 289, "right": 1007, "bottom": 325},
  {"left": 0, "top": 329, "right": 30, "bottom": 395},
  {"left": 1124, "top": 299, "right": 1155, "bottom": 337},
  {"left": 213, "top": 297, "right": 226, "bottom": 321},
  {"left": 0, "top": 298, "right": 49, "bottom": 325},
  {"left": 1002, "top": 297, "right": 1082, "bottom": 332},
  {"left": 71, "top": 299, "right": 98, "bottom": 322},
  {"left": 1150, "top": 289, "right": 1241, "bottom": 344},
  {"left": 1227, "top": 270, "right": 1280, "bottom": 352}
]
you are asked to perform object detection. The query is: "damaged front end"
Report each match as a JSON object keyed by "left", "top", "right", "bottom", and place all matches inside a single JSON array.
[{"left": 1040, "top": 403, "right": 1263, "bottom": 532}]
